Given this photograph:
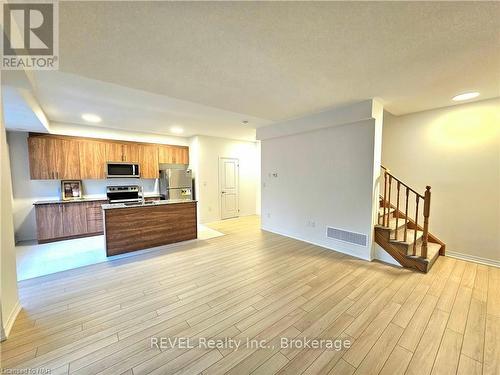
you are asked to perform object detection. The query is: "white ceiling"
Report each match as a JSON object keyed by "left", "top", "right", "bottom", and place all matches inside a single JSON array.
[
  {"left": 32, "top": 71, "right": 270, "bottom": 139},
  {"left": 2, "top": 86, "right": 48, "bottom": 133},
  {"left": 2, "top": 2, "right": 499, "bottom": 140}
]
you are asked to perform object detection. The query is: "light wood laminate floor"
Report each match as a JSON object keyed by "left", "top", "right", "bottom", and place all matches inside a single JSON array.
[{"left": 1, "top": 216, "right": 499, "bottom": 375}]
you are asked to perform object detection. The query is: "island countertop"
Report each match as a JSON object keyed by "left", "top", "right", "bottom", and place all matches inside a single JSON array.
[
  {"left": 103, "top": 200, "right": 197, "bottom": 256},
  {"left": 101, "top": 199, "right": 197, "bottom": 210},
  {"left": 33, "top": 194, "right": 162, "bottom": 205}
]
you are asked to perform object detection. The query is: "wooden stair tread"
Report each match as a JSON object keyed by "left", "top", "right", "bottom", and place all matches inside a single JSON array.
[
  {"left": 406, "top": 242, "right": 441, "bottom": 262},
  {"left": 375, "top": 217, "right": 408, "bottom": 231},
  {"left": 390, "top": 228, "right": 423, "bottom": 245},
  {"left": 378, "top": 207, "right": 395, "bottom": 216}
]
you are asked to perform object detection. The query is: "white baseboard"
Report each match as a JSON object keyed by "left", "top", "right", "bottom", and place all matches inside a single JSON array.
[
  {"left": 261, "top": 226, "right": 371, "bottom": 262},
  {"left": 446, "top": 251, "right": 500, "bottom": 268},
  {"left": 1, "top": 301, "right": 21, "bottom": 341}
]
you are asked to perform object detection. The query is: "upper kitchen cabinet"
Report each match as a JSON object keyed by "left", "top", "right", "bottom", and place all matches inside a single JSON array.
[
  {"left": 138, "top": 144, "right": 159, "bottom": 179},
  {"left": 122, "top": 143, "right": 139, "bottom": 163},
  {"left": 158, "top": 145, "right": 189, "bottom": 164},
  {"left": 57, "top": 139, "right": 81, "bottom": 179},
  {"left": 28, "top": 136, "right": 56, "bottom": 179},
  {"left": 105, "top": 142, "right": 140, "bottom": 163},
  {"left": 28, "top": 133, "right": 188, "bottom": 180},
  {"left": 79, "top": 140, "right": 106, "bottom": 179},
  {"left": 105, "top": 142, "right": 125, "bottom": 162},
  {"left": 28, "top": 136, "right": 81, "bottom": 180}
]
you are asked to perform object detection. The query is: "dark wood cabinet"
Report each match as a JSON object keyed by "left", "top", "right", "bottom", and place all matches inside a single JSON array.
[
  {"left": 35, "top": 204, "right": 64, "bottom": 241},
  {"left": 104, "top": 202, "right": 197, "bottom": 256},
  {"left": 62, "top": 204, "right": 88, "bottom": 237},
  {"left": 86, "top": 202, "right": 104, "bottom": 233},
  {"left": 35, "top": 200, "right": 106, "bottom": 243}
]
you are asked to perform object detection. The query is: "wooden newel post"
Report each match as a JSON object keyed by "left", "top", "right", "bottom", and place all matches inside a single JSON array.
[
  {"left": 383, "top": 170, "right": 388, "bottom": 226},
  {"left": 421, "top": 186, "right": 431, "bottom": 259}
]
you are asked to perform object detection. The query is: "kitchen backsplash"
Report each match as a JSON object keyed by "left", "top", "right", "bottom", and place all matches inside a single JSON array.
[{"left": 82, "top": 178, "right": 159, "bottom": 198}]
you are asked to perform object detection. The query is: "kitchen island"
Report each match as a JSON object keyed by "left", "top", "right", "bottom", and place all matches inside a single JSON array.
[{"left": 102, "top": 200, "right": 197, "bottom": 256}]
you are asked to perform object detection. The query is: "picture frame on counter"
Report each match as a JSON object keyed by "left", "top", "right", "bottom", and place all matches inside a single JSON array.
[{"left": 61, "top": 180, "right": 83, "bottom": 200}]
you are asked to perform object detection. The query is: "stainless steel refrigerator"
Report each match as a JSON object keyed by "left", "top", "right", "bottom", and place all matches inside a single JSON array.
[{"left": 159, "top": 168, "right": 193, "bottom": 200}]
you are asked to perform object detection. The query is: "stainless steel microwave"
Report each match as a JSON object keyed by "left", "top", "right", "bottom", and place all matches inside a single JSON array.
[{"left": 106, "top": 162, "right": 140, "bottom": 178}]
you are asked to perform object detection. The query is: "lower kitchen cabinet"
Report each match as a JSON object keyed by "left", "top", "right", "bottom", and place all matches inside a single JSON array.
[
  {"left": 62, "top": 204, "right": 88, "bottom": 237},
  {"left": 86, "top": 201, "right": 104, "bottom": 233},
  {"left": 35, "top": 200, "right": 106, "bottom": 243},
  {"left": 35, "top": 204, "right": 64, "bottom": 241}
]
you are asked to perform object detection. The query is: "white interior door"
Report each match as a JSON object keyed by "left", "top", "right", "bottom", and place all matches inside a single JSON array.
[{"left": 219, "top": 157, "right": 239, "bottom": 220}]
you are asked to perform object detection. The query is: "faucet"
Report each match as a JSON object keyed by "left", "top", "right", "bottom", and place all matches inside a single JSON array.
[{"left": 139, "top": 183, "right": 145, "bottom": 204}]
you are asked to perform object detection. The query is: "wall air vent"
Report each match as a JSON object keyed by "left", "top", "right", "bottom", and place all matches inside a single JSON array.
[{"left": 326, "top": 226, "right": 368, "bottom": 247}]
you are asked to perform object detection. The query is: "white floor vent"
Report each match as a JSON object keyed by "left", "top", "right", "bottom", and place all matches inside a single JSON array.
[{"left": 326, "top": 226, "right": 367, "bottom": 246}]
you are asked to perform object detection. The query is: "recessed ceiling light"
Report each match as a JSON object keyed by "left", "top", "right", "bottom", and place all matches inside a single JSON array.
[
  {"left": 81, "top": 113, "right": 102, "bottom": 123},
  {"left": 242, "top": 120, "right": 249, "bottom": 124},
  {"left": 171, "top": 126, "right": 184, "bottom": 134},
  {"left": 452, "top": 92, "right": 480, "bottom": 102}
]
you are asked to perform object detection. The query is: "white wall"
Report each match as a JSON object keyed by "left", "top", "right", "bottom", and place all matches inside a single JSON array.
[
  {"left": 193, "top": 135, "right": 260, "bottom": 223},
  {"left": 1, "top": 91, "right": 20, "bottom": 340},
  {"left": 258, "top": 101, "right": 382, "bottom": 261},
  {"left": 382, "top": 98, "right": 500, "bottom": 265}
]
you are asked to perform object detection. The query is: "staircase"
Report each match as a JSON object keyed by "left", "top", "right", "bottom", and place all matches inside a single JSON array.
[{"left": 375, "top": 166, "right": 445, "bottom": 273}]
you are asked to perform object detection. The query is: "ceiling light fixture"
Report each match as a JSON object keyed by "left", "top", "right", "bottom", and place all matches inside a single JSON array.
[
  {"left": 242, "top": 120, "right": 249, "bottom": 124},
  {"left": 452, "top": 92, "right": 480, "bottom": 102},
  {"left": 171, "top": 126, "right": 184, "bottom": 134},
  {"left": 81, "top": 113, "right": 102, "bottom": 123}
]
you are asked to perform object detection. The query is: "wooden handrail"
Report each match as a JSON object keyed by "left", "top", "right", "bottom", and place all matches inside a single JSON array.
[
  {"left": 380, "top": 165, "right": 424, "bottom": 198},
  {"left": 379, "top": 165, "right": 431, "bottom": 259}
]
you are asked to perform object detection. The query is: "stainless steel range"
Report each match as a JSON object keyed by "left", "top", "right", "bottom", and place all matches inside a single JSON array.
[{"left": 106, "top": 185, "right": 141, "bottom": 204}]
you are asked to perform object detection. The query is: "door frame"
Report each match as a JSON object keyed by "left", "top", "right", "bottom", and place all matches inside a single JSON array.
[{"left": 219, "top": 157, "right": 240, "bottom": 220}]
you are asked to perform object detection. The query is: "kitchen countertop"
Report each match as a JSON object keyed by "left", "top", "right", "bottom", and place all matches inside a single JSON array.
[
  {"left": 101, "top": 199, "right": 197, "bottom": 210},
  {"left": 33, "top": 194, "right": 162, "bottom": 205},
  {"left": 33, "top": 197, "right": 108, "bottom": 205}
]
